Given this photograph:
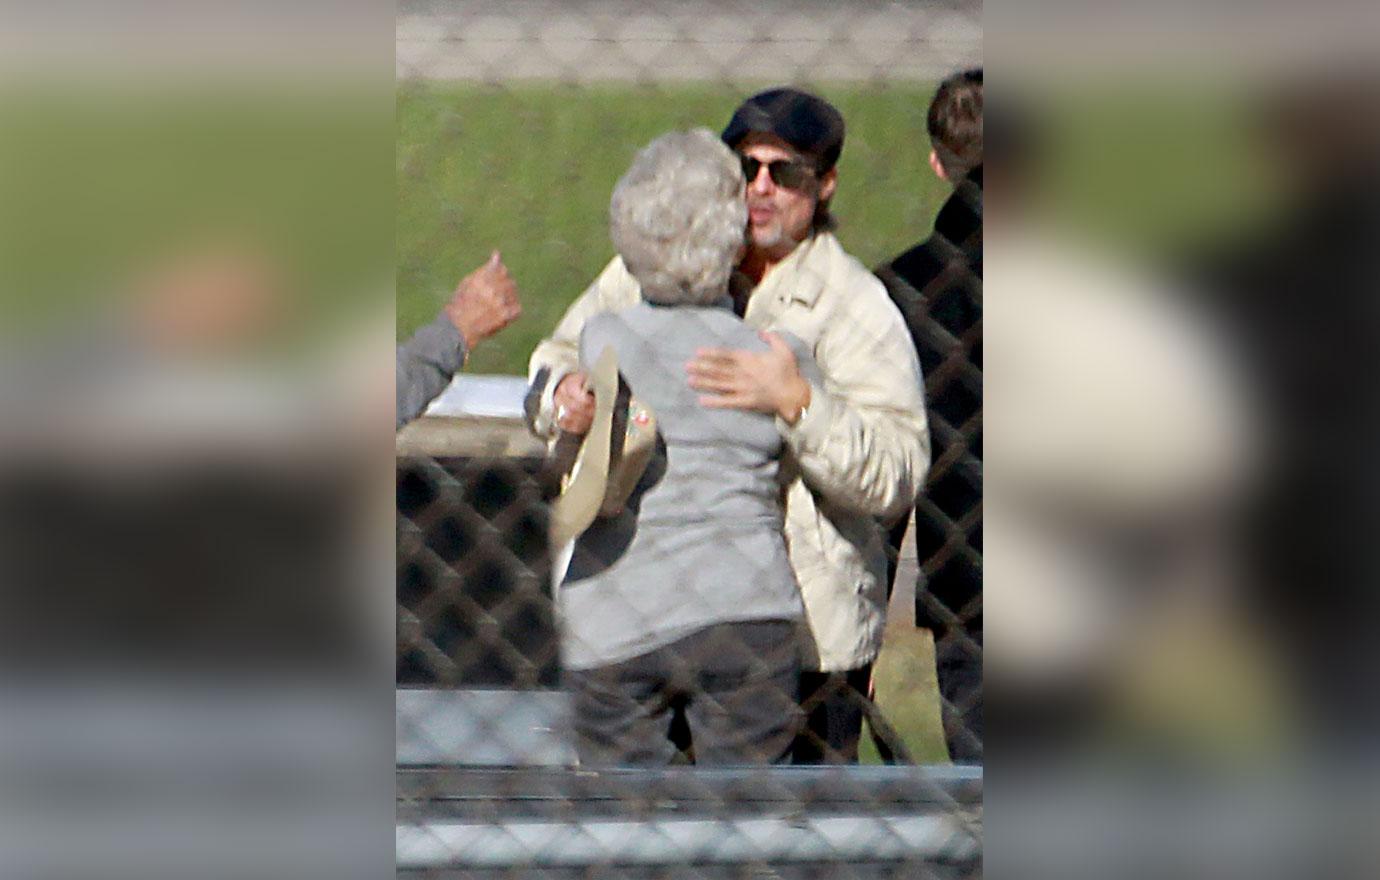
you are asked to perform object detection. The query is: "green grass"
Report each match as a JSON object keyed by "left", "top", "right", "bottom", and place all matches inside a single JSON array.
[
  {"left": 0, "top": 85, "right": 393, "bottom": 332},
  {"left": 396, "top": 82, "right": 950, "bottom": 375},
  {"left": 1030, "top": 81, "right": 1285, "bottom": 262},
  {"left": 862, "top": 621, "right": 952, "bottom": 764},
  {"left": 397, "top": 80, "right": 1284, "bottom": 376}
]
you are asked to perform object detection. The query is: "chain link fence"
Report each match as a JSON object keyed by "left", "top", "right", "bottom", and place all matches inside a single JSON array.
[{"left": 397, "top": 1, "right": 981, "bottom": 874}]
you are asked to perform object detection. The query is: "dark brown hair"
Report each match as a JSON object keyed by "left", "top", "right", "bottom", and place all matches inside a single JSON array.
[{"left": 928, "top": 68, "right": 983, "bottom": 181}]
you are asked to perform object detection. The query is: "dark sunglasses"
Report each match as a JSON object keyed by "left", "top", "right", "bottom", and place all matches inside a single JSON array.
[{"left": 739, "top": 155, "right": 816, "bottom": 190}]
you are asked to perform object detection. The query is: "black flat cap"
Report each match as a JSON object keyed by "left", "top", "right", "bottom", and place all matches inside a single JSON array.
[{"left": 721, "top": 88, "right": 846, "bottom": 172}]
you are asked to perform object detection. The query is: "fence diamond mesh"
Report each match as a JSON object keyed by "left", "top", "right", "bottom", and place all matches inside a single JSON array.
[{"left": 396, "top": 1, "right": 981, "bottom": 875}]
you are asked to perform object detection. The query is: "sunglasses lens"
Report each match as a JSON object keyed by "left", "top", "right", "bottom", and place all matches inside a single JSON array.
[
  {"left": 770, "top": 162, "right": 812, "bottom": 189},
  {"left": 739, "top": 155, "right": 813, "bottom": 189}
]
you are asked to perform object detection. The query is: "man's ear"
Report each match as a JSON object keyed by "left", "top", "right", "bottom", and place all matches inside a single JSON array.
[
  {"left": 818, "top": 167, "right": 838, "bottom": 202},
  {"left": 929, "top": 148, "right": 949, "bottom": 181}
]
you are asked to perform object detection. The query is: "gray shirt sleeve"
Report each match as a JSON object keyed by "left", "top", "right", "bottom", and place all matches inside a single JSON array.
[{"left": 395, "top": 312, "right": 467, "bottom": 429}]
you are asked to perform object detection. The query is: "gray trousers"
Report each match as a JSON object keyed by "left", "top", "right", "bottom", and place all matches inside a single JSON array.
[{"left": 565, "top": 619, "right": 803, "bottom": 766}]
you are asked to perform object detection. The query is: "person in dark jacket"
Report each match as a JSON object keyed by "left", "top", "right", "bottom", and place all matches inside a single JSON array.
[{"left": 875, "top": 68, "right": 983, "bottom": 763}]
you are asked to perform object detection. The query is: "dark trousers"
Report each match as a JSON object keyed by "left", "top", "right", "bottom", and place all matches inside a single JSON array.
[
  {"left": 565, "top": 619, "right": 803, "bottom": 766},
  {"left": 793, "top": 666, "right": 874, "bottom": 764},
  {"left": 936, "top": 633, "right": 983, "bottom": 762},
  {"left": 887, "top": 516, "right": 984, "bottom": 764}
]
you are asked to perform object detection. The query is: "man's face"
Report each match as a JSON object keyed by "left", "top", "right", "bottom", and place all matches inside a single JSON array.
[{"left": 738, "top": 134, "right": 837, "bottom": 260}]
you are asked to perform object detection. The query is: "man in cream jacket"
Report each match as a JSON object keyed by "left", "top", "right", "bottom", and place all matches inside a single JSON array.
[{"left": 528, "top": 88, "right": 929, "bottom": 763}]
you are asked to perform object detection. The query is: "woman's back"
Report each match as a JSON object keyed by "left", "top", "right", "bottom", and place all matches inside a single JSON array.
[
  {"left": 586, "top": 302, "right": 784, "bottom": 525},
  {"left": 560, "top": 302, "right": 803, "bottom": 670}
]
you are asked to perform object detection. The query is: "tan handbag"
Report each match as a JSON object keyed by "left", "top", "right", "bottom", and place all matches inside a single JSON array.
[{"left": 548, "top": 346, "right": 657, "bottom": 546}]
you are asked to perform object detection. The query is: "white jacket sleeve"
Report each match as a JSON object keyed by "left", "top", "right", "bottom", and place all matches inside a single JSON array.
[
  {"left": 526, "top": 256, "right": 639, "bottom": 438},
  {"left": 778, "top": 278, "right": 931, "bottom": 521}
]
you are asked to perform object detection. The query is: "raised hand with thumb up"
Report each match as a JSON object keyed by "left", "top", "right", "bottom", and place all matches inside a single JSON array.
[{"left": 444, "top": 250, "right": 522, "bottom": 350}]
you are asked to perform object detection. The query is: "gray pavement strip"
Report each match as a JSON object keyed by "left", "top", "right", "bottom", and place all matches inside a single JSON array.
[{"left": 397, "top": 0, "right": 981, "bottom": 83}]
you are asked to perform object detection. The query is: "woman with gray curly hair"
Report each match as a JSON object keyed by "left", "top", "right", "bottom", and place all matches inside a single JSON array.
[{"left": 559, "top": 128, "right": 814, "bottom": 766}]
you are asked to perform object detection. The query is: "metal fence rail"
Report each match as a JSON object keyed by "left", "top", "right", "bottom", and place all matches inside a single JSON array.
[{"left": 397, "top": 766, "right": 982, "bottom": 876}]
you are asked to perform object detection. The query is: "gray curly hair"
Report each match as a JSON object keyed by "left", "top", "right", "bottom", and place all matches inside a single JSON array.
[{"left": 609, "top": 128, "right": 747, "bottom": 306}]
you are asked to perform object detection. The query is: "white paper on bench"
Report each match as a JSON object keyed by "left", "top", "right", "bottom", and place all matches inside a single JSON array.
[{"left": 423, "top": 374, "right": 529, "bottom": 420}]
